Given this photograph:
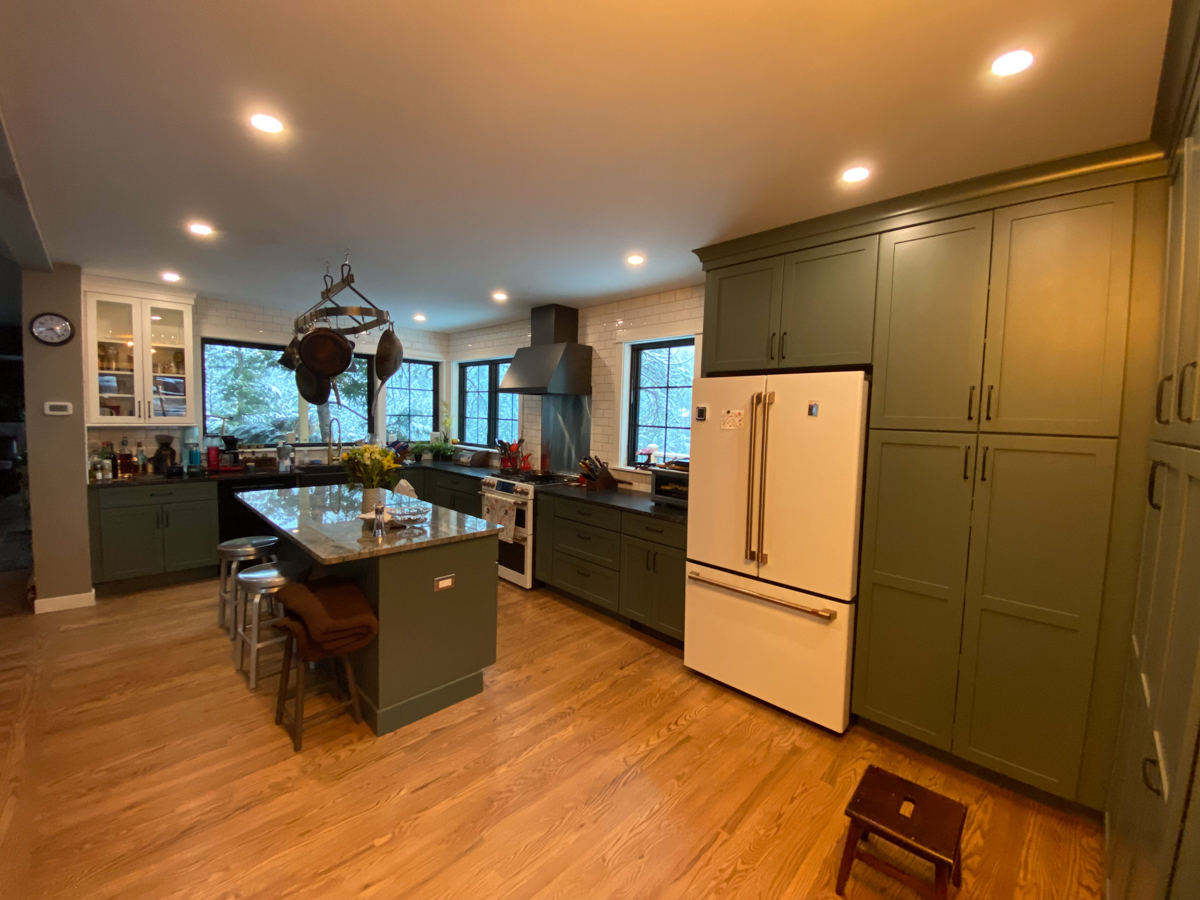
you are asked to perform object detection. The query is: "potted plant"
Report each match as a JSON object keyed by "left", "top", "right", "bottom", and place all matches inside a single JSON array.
[
  {"left": 339, "top": 443, "right": 403, "bottom": 512},
  {"left": 429, "top": 439, "right": 455, "bottom": 461}
]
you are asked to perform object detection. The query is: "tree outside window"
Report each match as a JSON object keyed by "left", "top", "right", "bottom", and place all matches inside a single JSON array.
[
  {"left": 627, "top": 338, "right": 694, "bottom": 465},
  {"left": 458, "top": 358, "right": 516, "bottom": 446},
  {"left": 385, "top": 360, "right": 439, "bottom": 442},
  {"left": 202, "top": 339, "right": 373, "bottom": 444}
]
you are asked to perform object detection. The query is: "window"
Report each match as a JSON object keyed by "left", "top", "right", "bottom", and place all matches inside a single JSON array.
[
  {"left": 384, "top": 360, "right": 439, "bottom": 442},
  {"left": 459, "top": 358, "right": 518, "bottom": 446},
  {"left": 201, "top": 338, "right": 374, "bottom": 444},
  {"left": 627, "top": 338, "right": 695, "bottom": 465}
]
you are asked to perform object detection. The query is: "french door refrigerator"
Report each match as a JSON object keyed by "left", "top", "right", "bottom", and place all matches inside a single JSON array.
[{"left": 685, "top": 370, "right": 868, "bottom": 732}]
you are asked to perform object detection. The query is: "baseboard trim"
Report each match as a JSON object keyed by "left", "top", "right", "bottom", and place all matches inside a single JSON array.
[{"left": 34, "top": 589, "right": 96, "bottom": 614}]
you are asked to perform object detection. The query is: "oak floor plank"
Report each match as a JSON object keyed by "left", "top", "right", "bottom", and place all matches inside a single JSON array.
[{"left": 0, "top": 577, "right": 1105, "bottom": 900}]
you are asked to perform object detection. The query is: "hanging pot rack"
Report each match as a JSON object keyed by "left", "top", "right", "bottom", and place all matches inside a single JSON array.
[{"left": 292, "top": 254, "right": 394, "bottom": 337}]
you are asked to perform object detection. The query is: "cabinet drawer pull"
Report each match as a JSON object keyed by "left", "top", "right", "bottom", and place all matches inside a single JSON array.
[
  {"left": 576, "top": 569, "right": 591, "bottom": 578},
  {"left": 576, "top": 533, "right": 592, "bottom": 541},
  {"left": 687, "top": 571, "right": 836, "bottom": 621},
  {"left": 985, "top": 385, "right": 994, "bottom": 421},
  {"left": 1148, "top": 460, "right": 1166, "bottom": 510},
  {"left": 980, "top": 447, "right": 989, "bottom": 482},
  {"left": 577, "top": 509, "right": 592, "bottom": 517},
  {"left": 1155, "top": 374, "right": 1174, "bottom": 425},
  {"left": 967, "top": 385, "right": 975, "bottom": 421},
  {"left": 1180, "top": 361, "right": 1198, "bottom": 423},
  {"left": 963, "top": 446, "right": 971, "bottom": 480},
  {"left": 1142, "top": 757, "right": 1163, "bottom": 796},
  {"left": 149, "top": 491, "right": 173, "bottom": 497},
  {"left": 645, "top": 525, "right": 664, "bottom": 533}
]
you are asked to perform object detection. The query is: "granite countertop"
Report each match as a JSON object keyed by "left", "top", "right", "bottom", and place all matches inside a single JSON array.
[
  {"left": 403, "top": 460, "right": 501, "bottom": 480},
  {"left": 539, "top": 482, "right": 687, "bottom": 524},
  {"left": 87, "top": 469, "right": 297, "bottom": 488},
  {"left": 238, "top": 484, "right": 502, "bottom": 565}
]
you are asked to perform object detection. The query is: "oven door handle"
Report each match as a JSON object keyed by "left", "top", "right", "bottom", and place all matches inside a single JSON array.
[{"left": 480, "top": 490, "right": 528, "bottom": 505}]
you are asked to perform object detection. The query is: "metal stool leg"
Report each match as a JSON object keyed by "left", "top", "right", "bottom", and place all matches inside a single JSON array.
[
  {"left": 248, "top": 592, "right": 263, "bottom": 690},
  {"left": 218, "top": 558, "right": 228, "bottom": 629}
]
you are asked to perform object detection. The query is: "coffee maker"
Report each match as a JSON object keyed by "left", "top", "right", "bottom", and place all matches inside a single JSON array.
[
  {"left": 219, "top": 435, "right": 241, "bottom": 469},
  {"left": 150, "top": 435, "right": 177, "bottom": 475}
]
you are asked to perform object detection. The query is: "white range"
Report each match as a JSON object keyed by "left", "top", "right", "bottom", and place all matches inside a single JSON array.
[{"left": 685, "top": 370, "right": 868, "bottom": 733}]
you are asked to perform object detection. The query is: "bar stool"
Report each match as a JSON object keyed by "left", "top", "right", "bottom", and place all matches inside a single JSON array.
[
  {"left": 235, "top": 560, "right": 310, "bottom": 690},
  {"left": 274, "top": 616, "right": 370, "bottom": 751},
  {"left": 217, "top": 536, "right": 279, "bottom": 639}
]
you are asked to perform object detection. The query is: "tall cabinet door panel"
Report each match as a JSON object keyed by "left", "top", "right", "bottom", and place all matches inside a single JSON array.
[
  {"left": 161, "top": 499, "right": 219, "bottom": 571},
  {"left": 98, "top": 504, "right": 163, "bottom": 580},
  {"left": 982, "top": 185, "right": 1134, "bottom": 437},
  {"left": 1136, "top": 444, "right": 1185, "bottom": 712},
  {"left": 777, "top": 235, "right": 878, "bottom": 369},
  {"left": 1152, "top": 152, "right": 1188, "bottom": 440},
  {"left": 651, "top": 543, "right": 686, "bottom": 641},
  {"left": 1150, "top": 447, "right": 1200, "bottom": 806},
  {"left": 1177, "top": 132, "right": 1200, "bottom": 446},
  {"left": 701, "top": 258, "right": 784, "bottom": 374},
  {"left": 952, "top": 434, "right": 1117, "bottom": 797},
  {"left": 871, "top": 212, "right": 992, "bottom": 431},
  {"left": 853, "top": 431, "right": 976, "bottom": 750}
]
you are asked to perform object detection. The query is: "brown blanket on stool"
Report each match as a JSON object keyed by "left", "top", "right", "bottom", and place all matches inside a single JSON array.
[
  {"left": 275, "top": 615, "right": 376, "bottom": 662},
  {"left": 276, "top": 577, "right": 379, "bottom": 645}
]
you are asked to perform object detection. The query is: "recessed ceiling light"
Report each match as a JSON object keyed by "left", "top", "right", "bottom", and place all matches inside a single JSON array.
[
  {"left": 842, "top": 167, "right": 870, "bottom": 183},
  {"left": 992, "top": 50, "right": 1034, "bottom": 77},
  {"left": 250, "top": 113, "right": 284, "bottom": 133},
  {"left": 492, "top": 291, "right": 508, "bottom": 301},
  {"left": 161, "top": 271, "right": 181, "bottom": 282},
  {"left": 188, "top": 222, "right": 214, "bottom": 236},
  {"left": 627, "top": 255, "right": 645, "bottom": 265},
  {"left": 413, "top": 313, "right": 426, "bottom": 322}
]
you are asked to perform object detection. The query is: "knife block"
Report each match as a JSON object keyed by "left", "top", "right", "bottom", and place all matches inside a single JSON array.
[{"left": 586, "top": 463, "right": 620, "bottom": 491}]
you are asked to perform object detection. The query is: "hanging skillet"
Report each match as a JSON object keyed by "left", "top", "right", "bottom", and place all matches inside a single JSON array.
[
  {"left": 298, "top": 326, "right": 354, "bottom": 378},
  {"left": 375, "top": 327, "right": 404, "bottom": 384},
  {"left": 295, "top": 363, "right": 332, "bottom": 405},
  {"left": 278, "top": 335, "right": 301, "bottom": 371}
]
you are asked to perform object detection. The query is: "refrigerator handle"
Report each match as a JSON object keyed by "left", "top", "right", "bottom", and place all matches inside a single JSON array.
[
  {"left": 744, "top": 392, "right": 763, "bottom": 562},
  {"left": 756, "top": 391, "right": 776, "bottom": 565}
]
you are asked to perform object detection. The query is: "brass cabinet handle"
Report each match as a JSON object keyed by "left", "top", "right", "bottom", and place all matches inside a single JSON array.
[
  {"left": 1179, "top": 361, "right": 1198, "bottom": 423},
  {"left": 745, "top": 392, "right": 763, "bottom": 562},
  {"left": 1155, "top": 374, "right": 1174, "bottom": 425},
  {"left": 687, "top": 571, "right": 836, "bottom": 621},
  {"left": 985, "top": 385, "right": 994, "bottom": 421},
  {"left": 980, "top": 447, "right": 989, "bottom": 482},
  {"left": 756, "top": 391, "right": 775, "bottom": 565},
  {"left": 1148, "top": 460, "right": 1166, "bottom": 510},
  {"left": 1142, "top": 757, "right": 1163, "bottom": 796},
  {"left": 967, "top": 385, "right": 975, "bottom": 421}
]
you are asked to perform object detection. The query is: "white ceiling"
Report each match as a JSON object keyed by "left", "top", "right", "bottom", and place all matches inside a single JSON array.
[{"left": 0, "top": 0, "right": 1172, "bottom": 332}]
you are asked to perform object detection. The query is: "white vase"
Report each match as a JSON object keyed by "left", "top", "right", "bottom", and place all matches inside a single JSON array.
[{"left": 361, "top": 487, "right": 385, "bottom": 514}]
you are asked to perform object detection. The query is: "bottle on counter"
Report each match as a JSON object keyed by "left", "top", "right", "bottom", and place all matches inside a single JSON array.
[
  {"left": 135, "top": 442, "right": 147, "bottom": 475},
  {"left": 100, "top": 457, "right": 113, "bottom": 481}
]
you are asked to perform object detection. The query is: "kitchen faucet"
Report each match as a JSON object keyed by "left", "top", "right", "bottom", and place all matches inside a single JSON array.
[{"left": 327, "top": 417, "right": 342, "bottom": 464}]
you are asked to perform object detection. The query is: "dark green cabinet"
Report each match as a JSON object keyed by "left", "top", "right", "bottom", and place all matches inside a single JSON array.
[
  {"left": 619, "top": 535, "right": 685, "bottom": 640},
  {"left": 701, "top": 257, "right": 783, "bottom": 374},
  {"left": 534, "top": 494, "right": 554, "bottom": 583},
  {"left": 853, "top": 430, "right": 976, "bottom": 750},
  {"left": 400, "top": 468, "right": 428, "bottom": 500},
  {"left": 871, "top": 212, "right": 992, "bottom": 432},
  {"left": 777, "top": 235, "right": 878, "bottom": 368},
  {"left": 98, "top": 504, "right": 164, "bottom": 580},
  {"left": 702, "top": 236, "right": 879, "bottom": 375},
  {"left": 433, "top": 472, "right": 483, "bottom": 517},
  {"left": 983, "top": 186, "right": 1134, "bottom": 437},
  {"left": 161, "top": 499, "right": 219, "bottom": 571},
  {"left": 90, "top": 481, "right": 219, "bottom": 583},
  {"left": 952, "top": 435, "right": 1116, "bottom": 796}
]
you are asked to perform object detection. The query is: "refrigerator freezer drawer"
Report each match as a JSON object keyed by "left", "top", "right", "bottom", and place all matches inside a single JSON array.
[{"left": 684, "top": 563, "right": 853, "bottom": 733}]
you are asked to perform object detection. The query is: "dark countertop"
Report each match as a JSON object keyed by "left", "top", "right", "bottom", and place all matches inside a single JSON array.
[
  {"left": 403, "top": 461, "right": 501, "bottom": 480},
  {"left": 87, "top": 469, "right": 299, "bottom": 489},
  {"left": 539, "top": 482, "right": 687, "bottom": 524}
]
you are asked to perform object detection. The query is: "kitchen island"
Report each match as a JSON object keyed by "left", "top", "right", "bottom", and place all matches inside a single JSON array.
[{"left": 238, "top": 484, "right": 502, "bottom": 735}]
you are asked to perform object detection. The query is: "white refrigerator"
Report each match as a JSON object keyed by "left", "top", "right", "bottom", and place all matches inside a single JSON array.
[{"left": 685, "top": 370, "right": 868, "bottom": 733}]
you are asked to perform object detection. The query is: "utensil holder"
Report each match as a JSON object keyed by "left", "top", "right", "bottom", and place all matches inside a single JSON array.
[{"left": 585, "top": 464, "right": 620, "bottom": 491}]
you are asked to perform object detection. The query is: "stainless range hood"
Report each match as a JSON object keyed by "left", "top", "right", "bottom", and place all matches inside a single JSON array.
[
  {"left": 498, "top": 304, "right": 591, "bottom": 395},
  {"left": 498, "top": 304, "right": 592, "bottom": 473}
]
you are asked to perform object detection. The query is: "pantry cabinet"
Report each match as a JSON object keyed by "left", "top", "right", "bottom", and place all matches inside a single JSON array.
[
  {"left": 951, "top": 435, "right": 1116, "bottom": 796},
  {"left": 982, "top": 186, "right": 1134, "bottom": 437},
  {"left": 701, "top": 235, "right": 878, "bottom": 375},
  {"left": 852, "top": 430, "right": 976, "bottom": 751},
  {"left": 84, "top": 287, "right": 197, "bottom": 426}
]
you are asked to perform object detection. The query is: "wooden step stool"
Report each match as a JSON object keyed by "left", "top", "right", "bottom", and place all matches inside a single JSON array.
[{"left": 836, "top": 765, "right": 967, "bottom": 899}]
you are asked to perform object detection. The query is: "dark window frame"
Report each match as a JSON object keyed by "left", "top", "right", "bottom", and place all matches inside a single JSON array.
[
  {"left": 626, "top": 337, "right": 695, "bottom": 466},
  {"left": 384, "top": 358, "right": 441, "bottom": 442},
  {"left": 457, "top": 358, "right": 515, "bottom": 447},
  {"left": 200, "top": 336, "right": 375, "bottom": 445}
]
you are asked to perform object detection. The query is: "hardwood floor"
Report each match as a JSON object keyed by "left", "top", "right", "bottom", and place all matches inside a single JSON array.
[{"left": 0, "top": 578, "right": 1104, "bottom": 899}]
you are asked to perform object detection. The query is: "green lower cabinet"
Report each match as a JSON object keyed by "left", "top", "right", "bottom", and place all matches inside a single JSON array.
[
  {"left": 853, "top": 430, "right": 976, "bottom": 751},
  {"left": 534, "top": 495, "right": 554, "bottom": 583},
  {"left": 553, "top": 551, "right": 619, "bottom": 611},
  {"left": 161, "top": 499, "right": 219, "bottom": 571},
  {"left": 952, "top": 434, "right": 1117, "bottom": 798},
  {"left": 619, "top": 535, "right": 685, "bottom": 639},
  {"left": 619, "top": 536, "right": 655, "bottom": 625},
  {"left": 399, "top": 468, "right": 426, "bottom": 500},
  {"left": 99, "top": 504, "right": 164, "bottom": 580}
]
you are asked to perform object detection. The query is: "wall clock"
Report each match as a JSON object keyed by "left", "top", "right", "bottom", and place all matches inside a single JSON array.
[{"left": 29, "top": 312, "right": 75, "bottom": 346}]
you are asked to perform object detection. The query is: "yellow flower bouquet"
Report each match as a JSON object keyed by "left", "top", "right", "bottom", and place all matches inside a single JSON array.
[{"left": 340, "top": 443, "right": 404, "bottom": 489}]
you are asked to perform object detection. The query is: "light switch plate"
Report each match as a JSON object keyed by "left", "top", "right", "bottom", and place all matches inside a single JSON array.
[{"left": 43, "top": 401, "right": 73, "bottom": 416}]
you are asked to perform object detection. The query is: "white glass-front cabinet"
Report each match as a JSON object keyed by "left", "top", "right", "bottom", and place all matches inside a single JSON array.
[{"left": 85, "top": 289, "right": 197, "bottom": 425}]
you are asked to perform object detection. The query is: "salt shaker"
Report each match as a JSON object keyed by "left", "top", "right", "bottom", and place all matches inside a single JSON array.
[{"left": 373, "top": 499, "right": 386, "bottom": 539}]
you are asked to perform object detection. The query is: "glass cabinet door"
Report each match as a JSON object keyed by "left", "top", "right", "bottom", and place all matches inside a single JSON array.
[
  {"left": 93, "top": 297, "right": 140, "bottom": 420},
  {"left": 145, "top": 303, "right": 190, "bottom": 420}
]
